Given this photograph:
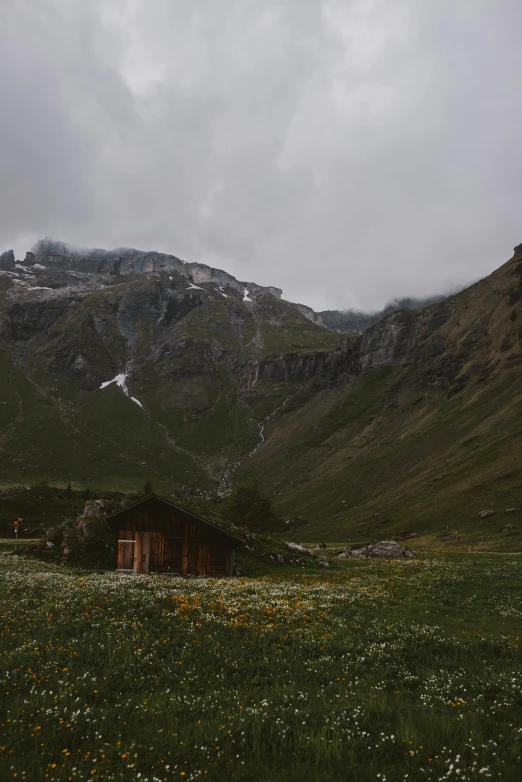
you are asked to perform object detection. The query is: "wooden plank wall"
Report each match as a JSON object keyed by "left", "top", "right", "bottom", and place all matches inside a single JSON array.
[{"left": 114, "top": 508, "right": 235, "bottom": 576}]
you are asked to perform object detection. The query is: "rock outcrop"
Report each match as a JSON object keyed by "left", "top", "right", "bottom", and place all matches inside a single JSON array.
[
  {"left": 285, "top": 542, "right": 311, "bottom": 555},
  {"left": 0, "top": 249, "right": 15, "bottom": 270},
  {"left": 28, "top": 239, "right": 283, "bottom": 301},
  {"left": 337, "top": 540, "right": 414, "bottom": 558}
]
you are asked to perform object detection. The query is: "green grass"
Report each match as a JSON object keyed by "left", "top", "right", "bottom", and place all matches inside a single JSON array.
[
  {"left": 1, "top": 553, "right": 521, "bottom": 781},
  {"left": 242, "top": 365, "right": 522, "bottom": 545},
  {"left": 0, "top": 359, "right": 211, "bottom": 492},
  {"left": 0, "top": 539, "right": 39, "bottom": 554}
]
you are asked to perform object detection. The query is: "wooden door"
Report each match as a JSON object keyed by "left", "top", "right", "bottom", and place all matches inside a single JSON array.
[
  {"left": 133, "top": 531, "right": 152, "bottom": 573},
  {"left": 188, "top": 543, "right": 199, "bottom": 575},
  {"left": 197, "top": 544, "right": 211, "bottom": 576},
  {"left": 210, "top": 546, "right": 229, "bottom": 577},
  {"left": 141, "top": 531, "right": 152, "bottom": 574},
  {"left": 163, "top": 535, "right": 182, "bottom": 574},
  {"left": 151, "top": 532, "right": 165, "bottom": 573},
  {"left": 117, "top": 530, "right": 135, "bottom": 570}
]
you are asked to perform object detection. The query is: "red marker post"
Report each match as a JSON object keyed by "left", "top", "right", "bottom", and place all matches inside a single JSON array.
[{"left": 13, "top": 518, "right": 23, "bottom": 551}]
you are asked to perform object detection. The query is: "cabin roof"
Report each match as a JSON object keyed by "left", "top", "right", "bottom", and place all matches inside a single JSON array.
[{"left": 104, "top": 493, "right": 245, "bottom": 544}]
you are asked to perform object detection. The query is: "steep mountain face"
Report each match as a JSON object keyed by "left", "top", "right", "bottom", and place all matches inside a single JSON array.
[
  {"left": 242, "top": 245, "right": 522, "bottom": 540},
  {"left": 1, "top": 239, "right": 521, "bottom": 543}
]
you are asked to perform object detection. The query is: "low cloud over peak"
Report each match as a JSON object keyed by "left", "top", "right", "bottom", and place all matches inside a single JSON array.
[{"left": 1, "top": 0, "right": 521, "bottom": 311}]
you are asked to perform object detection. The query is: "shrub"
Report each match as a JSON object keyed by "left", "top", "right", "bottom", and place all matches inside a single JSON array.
[
  {"left": 222, "top": 480, "right": 279, "bottom": 531},
  {"left": 143, "top": 480, "right": 154, "bottom": 495}
]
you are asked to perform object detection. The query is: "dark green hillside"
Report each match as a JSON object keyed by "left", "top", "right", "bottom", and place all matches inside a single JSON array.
[
  {"left": 246, "top": 367, "right": 522, "bottom": 546},
  {"left": 239, "top": 247, "right": 522, "bottom": 546}
]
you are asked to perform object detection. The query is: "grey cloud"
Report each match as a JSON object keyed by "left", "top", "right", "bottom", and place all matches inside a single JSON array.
[{"left": 1, "top": 0, "right": 521, "bottom": 310}]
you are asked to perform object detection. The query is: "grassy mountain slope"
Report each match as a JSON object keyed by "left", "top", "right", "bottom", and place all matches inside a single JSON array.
[{"left": 240, "top": 248, "right": 522, "bottom": 545}]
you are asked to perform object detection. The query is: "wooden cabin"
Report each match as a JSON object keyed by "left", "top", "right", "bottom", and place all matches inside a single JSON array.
[{"left": 105, "top": 494, "right": 244, "bottom": 576}]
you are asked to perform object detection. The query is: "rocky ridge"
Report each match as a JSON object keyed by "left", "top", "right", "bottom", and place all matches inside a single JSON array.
[{"left": 21, "top": 239, "right": 284, "bottom": 301}]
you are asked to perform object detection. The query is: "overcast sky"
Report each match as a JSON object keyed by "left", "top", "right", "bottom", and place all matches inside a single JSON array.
[{"left": 1, "top": 1, "right": 521, "bottom": 311}]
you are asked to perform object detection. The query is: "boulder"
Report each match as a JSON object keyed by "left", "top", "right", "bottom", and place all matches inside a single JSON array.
[
  {"left": 478, "top": 510, "right": 495, "bottom": 519},
  {"left": 338, "top": 540, "right": 413, "bottom": 559},
  {"left": 285, "top": 542, "right": 310, "bottom": 555},
  {"left": 443, "top": 533, "right": 460, "bottom": 541},
  {"left": 505, "top": 507, "right": 520, "bottom": 514},
  {"left": 502, "top": 524, "right": 517, "bottom": 533}
]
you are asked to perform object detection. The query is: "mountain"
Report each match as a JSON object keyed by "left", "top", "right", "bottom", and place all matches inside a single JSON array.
[
  {"left": 239, "top": 244, "right": 522, "bottom": 542},
  {"left": 1, "top": 239, "right": 521, "bottom": 544},
  {"left": 0, "top": 239, "right": 339, "bottom": 493},
  {"left": 317, "top": 294, "right": 449, "bottom": 333}
]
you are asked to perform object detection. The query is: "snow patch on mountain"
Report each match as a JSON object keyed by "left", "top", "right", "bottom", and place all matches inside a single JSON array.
[{"left": 99, "top": 373, "right": 144, "bottom": 408}]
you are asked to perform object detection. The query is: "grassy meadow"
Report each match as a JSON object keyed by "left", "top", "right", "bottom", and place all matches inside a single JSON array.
[{"left": 1, "top": 553, "right": 521, "bottom": 781}]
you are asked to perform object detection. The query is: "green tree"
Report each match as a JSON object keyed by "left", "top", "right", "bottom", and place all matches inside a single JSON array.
[
  {"left": 222, "top": 480, "right": 277, "bottom": 530},
  {"left": 143, "top": 480, "right": 154, "bottom": 496}
]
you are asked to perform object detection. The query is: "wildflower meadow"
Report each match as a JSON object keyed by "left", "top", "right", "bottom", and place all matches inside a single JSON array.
[{"left": 1, "top": 553, "right": 521, "bottom": 781}]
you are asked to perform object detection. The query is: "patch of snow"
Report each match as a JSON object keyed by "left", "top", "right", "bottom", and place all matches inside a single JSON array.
[
  {"left": 15, "top": 264, "right": 32, "bottom": 273},
  {"left": 220, "top": 292, "right": 228, "bottom": 298},
  {"left": 31, "top": 286, "right": 54, "bottom": 291},
  {"left": 169, "top": 276, "right": 173, "bottom": 280},
  {"left": 100, "top": 373, "right": 129, "bottom": 393},
  {"left": 99, "top": 373, "right": 145, "bottom": 410},
  {"left": 243, "top": 288, "right": 252, "bottom": 302},
  {"left": 33, "top": 264, "right": 46, "bottom": 270},
  {"left": 187, "top": 282, "right": 204, "bottom": 290}
]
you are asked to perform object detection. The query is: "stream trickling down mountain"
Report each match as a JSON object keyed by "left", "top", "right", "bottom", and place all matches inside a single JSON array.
[{"left": 218, "top": 393, "right": 296, "bottom": 496}]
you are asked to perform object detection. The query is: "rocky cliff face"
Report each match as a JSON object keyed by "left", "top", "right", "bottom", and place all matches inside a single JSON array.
[{"left": 27, "top": 239, "right": 283, "bottom": 301}]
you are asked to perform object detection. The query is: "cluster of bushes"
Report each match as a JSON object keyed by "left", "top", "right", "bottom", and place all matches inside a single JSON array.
[
  {"left": 20, "top": 499, "right": 118, "bottom": 568},
  {"left": 221, "top": 480, "right": 281, "bottom": 532}
]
